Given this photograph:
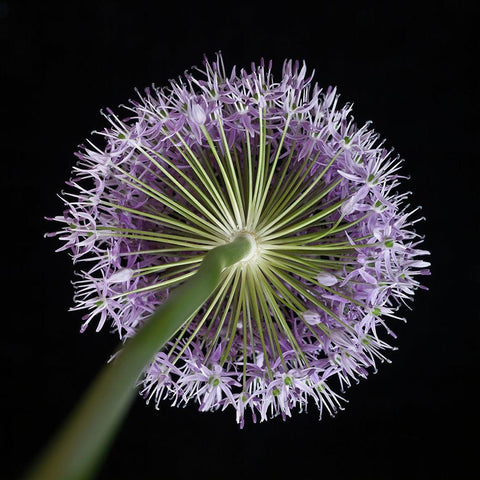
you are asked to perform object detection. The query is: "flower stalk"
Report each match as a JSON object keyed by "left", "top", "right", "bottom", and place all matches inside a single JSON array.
[{"left": 23, "top": 234, "right": 254, "bottom": 480}]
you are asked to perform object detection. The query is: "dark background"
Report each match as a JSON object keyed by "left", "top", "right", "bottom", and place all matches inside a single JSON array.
[{"left": 2, "top": 1, "right": 478, "bottom": 479}]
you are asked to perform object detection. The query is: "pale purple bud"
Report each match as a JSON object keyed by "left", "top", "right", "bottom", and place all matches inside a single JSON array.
[
  {"left": 410, "top": 260, "right": 431, "bottom": 268},
  {"left": 109, "top": 268, "right": 134, "bottom": 283},
  {"left": 303, "top": 310, "right": 321, "bottom": 325},
  {"left": 317, "top": 271, "right": 338, "bottom": 286},
  {"left": 190, "top": 103, "right": 206, "bottom": 125},
  {"left": 341, "top": 195, "right": 357, "bottom": 216}
]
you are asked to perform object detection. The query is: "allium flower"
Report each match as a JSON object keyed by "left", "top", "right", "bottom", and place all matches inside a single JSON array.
[{"left": 50, "top": 53, "right": 430, "bottom": 427}]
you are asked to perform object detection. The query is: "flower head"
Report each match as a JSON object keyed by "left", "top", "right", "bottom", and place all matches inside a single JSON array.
[{"left": 49, "top": 53, "right": 430, "bottom": 426}]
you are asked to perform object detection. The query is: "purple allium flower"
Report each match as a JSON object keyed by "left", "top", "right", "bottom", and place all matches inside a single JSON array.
[{"left": 49, "top": 53, "right": 430, "bottom": 427}]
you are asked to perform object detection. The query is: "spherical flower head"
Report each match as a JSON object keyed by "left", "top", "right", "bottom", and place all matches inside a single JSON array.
[{"left": 49, "top": 53, "right": 430, "bottom": 426}]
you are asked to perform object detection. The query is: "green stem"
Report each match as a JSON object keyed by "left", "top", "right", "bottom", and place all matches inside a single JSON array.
[{"left": 23, "top": 234, "right": 254, "bottom": 480}]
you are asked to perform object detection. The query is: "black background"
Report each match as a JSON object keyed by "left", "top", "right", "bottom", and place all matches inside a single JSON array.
[{"left": 2, "top": 1, "right": 478, "bottom": 479}]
